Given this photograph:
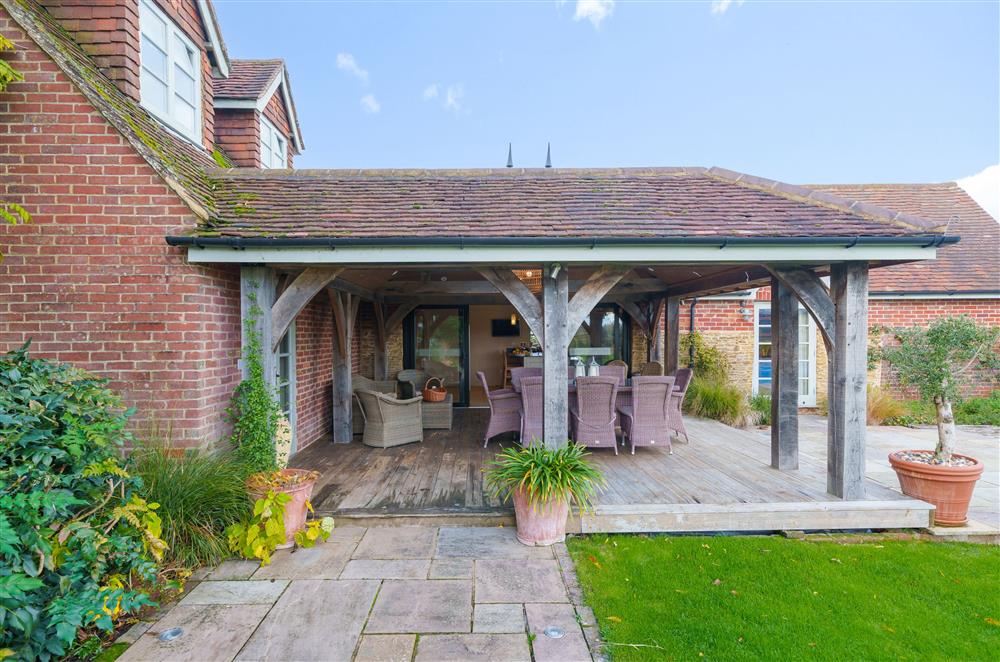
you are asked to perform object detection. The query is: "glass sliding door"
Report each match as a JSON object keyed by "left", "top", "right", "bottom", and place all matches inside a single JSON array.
[
  {"left": 404, "top": 306, "right": 469, "bottom": 406},
  {"left": 568, "top": 304, "right": 631, "bottom": 364}
]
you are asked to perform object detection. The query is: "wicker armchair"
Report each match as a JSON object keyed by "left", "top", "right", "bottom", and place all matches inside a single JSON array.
[
  {"left": 478, "top": 371, "right": 521, "bottom": 447},
  {"left": 639, "top": 361, "right": 663, "bottom": 376},
  {"left": 352, "top": 374, "right": 397, "bottom": 435},
  {"left": 570, "top": 376, "right": 619, "bottom": 454},
  {"left": 518, "top": 376, "right": 545, "bottom": 448},
  {"left": 354, "top": 389, "right": 423, "bottom": 448},
  {"left": 598, "top": 363, "right": 627, "bottom": 386},
  {"left": 669, "top": 368, "right": 693, "bottom": 443},
  {"left": 509, "top": 366, "right": 542, "bottom": 391},
  {"left": 618, "top": 376, "right": 675, "bottom": 455}
]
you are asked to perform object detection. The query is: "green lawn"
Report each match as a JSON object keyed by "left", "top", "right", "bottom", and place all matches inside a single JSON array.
[{"left": 567, "top": 534, "right": 1000, "bottom": 661}]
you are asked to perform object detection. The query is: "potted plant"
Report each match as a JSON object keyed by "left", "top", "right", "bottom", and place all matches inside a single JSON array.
[
  {"left": 484, "top": 443, "right": 606, "bottom": 546},
  {"left": 879, "top": 317, "right": 999, "bottom": 526}
]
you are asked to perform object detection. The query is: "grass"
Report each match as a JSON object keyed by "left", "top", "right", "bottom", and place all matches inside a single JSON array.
[{"left": 568, "top": 534, "right": 1000, "bottom": 661}]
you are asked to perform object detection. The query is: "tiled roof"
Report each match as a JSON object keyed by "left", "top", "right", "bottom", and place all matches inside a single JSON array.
[
  {"left": 2, "top": 0, "right": 219, "bottom": 219},
  {"left": 813, "top": 184, "right": 999, "bottom": 293},
  {"left": 213, "top": 59, "right": 283, "bottom": 99},
  {"left": 199, "top": 167, "right": 947, "bottom": 240}
]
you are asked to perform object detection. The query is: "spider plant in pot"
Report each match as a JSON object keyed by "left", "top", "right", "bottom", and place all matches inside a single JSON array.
[
  {"left": 484, "top": 443, "right": 606, "bottom": 546},
  {"left": 879, "top": 317, "right": 999, "bottom": 526}
]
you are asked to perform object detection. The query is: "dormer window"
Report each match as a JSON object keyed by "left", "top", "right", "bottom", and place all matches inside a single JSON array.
[
  {"left": 260, "top": 117, "right": 288, "bottom": 169},
  {"left": 139, "top": 0, "right": 202, "bottom": 143}
]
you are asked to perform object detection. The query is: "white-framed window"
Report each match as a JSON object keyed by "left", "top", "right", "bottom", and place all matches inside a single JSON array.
[
  {"left": 260, "top": 117, "right": 288, "bottom": 169},
  {"left": 139, "top": 0, "right": 202, "bottom": 143},
  {"left": 753, "top": 302, "right": 817, "bottom": 407},
  {"left": 275, "top": 322, "right": 297, "bottom": 451}
]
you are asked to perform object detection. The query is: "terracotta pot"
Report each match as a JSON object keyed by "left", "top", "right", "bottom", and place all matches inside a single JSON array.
[
  {"left": 249, "top": 468, "right": 317, "bottom": 548},
  {"left": 888, "top": 451, "right": 983, "bottom": 526},
  {"left": 512, "top": 487, "right": 569, "bottom": 546}
]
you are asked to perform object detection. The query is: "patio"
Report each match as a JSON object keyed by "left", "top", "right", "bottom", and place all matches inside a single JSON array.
[{"left": 291, "top": 410, "right": 941, "bottom": 533}]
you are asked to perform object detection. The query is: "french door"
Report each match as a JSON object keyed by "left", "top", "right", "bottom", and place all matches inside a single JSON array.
[
  {"left": 404, "top": 306, "right": 470, "bottom": 406},
  {"left": 753, "top": 303, "right": 816, "bottom": 406}
]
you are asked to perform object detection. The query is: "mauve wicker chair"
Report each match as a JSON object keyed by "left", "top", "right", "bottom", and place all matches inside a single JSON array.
[
  {"left": 669, "top": 367, "right": 693, "bottom": 443},
  {"left": 570, "top": 376, "right": 619, "bottom": 454},
  {"left": 510, "top": 366, "right": 542, "bottom": 391},
  {"left": 639, "top": 361, "right": 663, "bottom": 376},
  {"left": 477, "top": 371, "right": 521, "bottom": 447},
  {"left": 519, "top": 376, "right": 545, "bottom": 447},
  {"left": 352, "top": 374, "right": 397, "bottom": 436},
  {"left": 598, "top": 363, "right": 627, "bottom": 386},
  {"left": 354, "top": 389, "right": 423, "bottom": 448},
  {"left": 618, "top": 376, "right": 675, "bottom": 455}
]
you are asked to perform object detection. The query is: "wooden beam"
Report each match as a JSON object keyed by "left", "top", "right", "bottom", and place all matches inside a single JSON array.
[
  {"left": 382, "top": 276, "right": 666, "bottom": 297},
  {"left": 770, "top": 277, "right": 799, "bottom": 470},
  {"left": 566, "top": 265, "right": 631, "bottom": 336},
  {"left": 767, "top": 266, "right": 835, "bottom": 351},
  {"left": 478, "top": 268, "right": 545, "bottom": 343},
  {"left": 328, "top": 289, "right": 357, "bottom": 443},
  {"left": 373, "top": 302, "right": 388, "bottom": 380},
  {"left": 384, "top": 301, "right": 418, "bottom": 336},
  {"left": 330, "top": 277, "right": 380, "bottom": 302},
  {"left": 649, "top": 297, "right": 666, "bottom": 363},
  {"left": 827, "top": 262, "right": 869, "bottom": 499},
  {"left": 542, "top": 263, "right": 570, "bottom": 448},
  {"left": 663, "top": 266, "right": 772, "bottom": 298},
  {"left": 664, "top": 297, "right": 680, "bottom": 375},
  {"left": 271, "top": 267, "right": 344, "bottom": 352},
  {"left": 240, "top": 266, "right": 278, "bottom": 386},
  {"left": 616, "top": 299, "right": 653, "bottom": 339}
]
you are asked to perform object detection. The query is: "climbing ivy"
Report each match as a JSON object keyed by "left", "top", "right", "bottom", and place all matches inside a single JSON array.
[
  {"left": 227, "top": 282, "right": 281, "bottom": 474},
  {"left": 1, "top": 34, "right": 29, "bottom": 262}
]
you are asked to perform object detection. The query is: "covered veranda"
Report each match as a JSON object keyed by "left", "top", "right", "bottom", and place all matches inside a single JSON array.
[{"left": 168, "top": 167, "right": 957, "bottom": 533}]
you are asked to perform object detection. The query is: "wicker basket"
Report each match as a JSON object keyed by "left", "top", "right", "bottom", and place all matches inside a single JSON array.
[{"left": 422, "top": 377, "right": 447, "bottom": 402}]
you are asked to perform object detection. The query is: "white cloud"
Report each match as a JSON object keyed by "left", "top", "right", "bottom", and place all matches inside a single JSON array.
[
  {"left": 444, "top": 84, "right": 464, "bottom": 113},
  {"left": 360, "top": 93, "right": 380, "bottom": 114},
  {"left": 422, "top": 82, "right": 465, "bottom": 114},
  {"left": 422, "top": 84, "right": 439, "bottom": 100},
  {"left": 957, "top": 164, "right": 1000, "bottom": 221},
  {"left": 574, "top": 0, "right": 615, "bottom": 28},
  {"left": 711, "top": 0, "right": 745, "bottom": 15},
  {"left": 336, "top": 53, "right": 369, "bottom": 84}
]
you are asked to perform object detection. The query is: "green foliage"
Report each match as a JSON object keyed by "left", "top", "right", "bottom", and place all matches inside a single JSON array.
[
  {"left": 885, "top": 391, "right": 1000, "bottom": 427},
  {"left": 568, "top": 534, "right": 1000, "bottom": 661},
  {"left": 484, "top": 444, "right": 607, "bottom": 512},
  {"left": 685, "top": 378, "right": 757, "bottom": 428},
  {"left": 0, "top": 345, "right": 165, "bottom": 660},
  {"left": 130, "top": 445, "right": 251, "bottom": 568},
  {"left": 228, "top": 282, "right": 281, "bottom": 473},
  {"left": 749, "top": 392, "right": 772, "bottom": 426},
  {"left": 866, "top": 386, "right": 906, "bottom": 426},
  {"left": 0, "top": 34, "right": 23, "bottom": 93},
  {"left": 679, "top": 332, "right": 730, "bottom": 382},
  {"left": 226, "top": 492, "right": 333, "bottom": 565},
  {"left": 877, "top": 316, "right": 1000, "bottom": 406}
]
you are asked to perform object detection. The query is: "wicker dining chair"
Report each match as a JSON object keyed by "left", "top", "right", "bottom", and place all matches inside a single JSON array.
[
  {"left": 570, "top": 376, "right": 619, "bottom": 454},
  {"left": 352, "top": 374, "right": 397, "bottom": 436},
  {"left": 518, "top": 376, "right": 545, "bottom": 448},
  {"left": 607, "top": 358, "right": 628, "bottom": 368},
  {"left": 598, "top": 363, "right": 627, "bottom": 386},
  {"left": 669, "top": 367, "right": 693, "bottom": 443},
  {"left": 478, "top": 371, "right": 522, "bottom": 447},
  {"left": 354, "top": 389, "right": 423, "bottom": 448},
  {"left": 509, "top": 366, "right": 542, "bottom": 391},
  {"left": 639, "top": 361, "right": 663, "bottom": 376},
  {"left": 618, "top": 376, "right": 676, "bottom": 455}
]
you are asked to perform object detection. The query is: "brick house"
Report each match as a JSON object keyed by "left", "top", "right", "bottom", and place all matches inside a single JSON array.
[{"left": 0, "top": 0, "right": 988, "bottom": 515}]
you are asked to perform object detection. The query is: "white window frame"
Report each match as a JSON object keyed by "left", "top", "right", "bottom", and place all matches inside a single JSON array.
[
  {"left": 260, "top": 116, "right": 288, "bottom": 169},
  {"left": 139, "top": 0, "right": 202, "bottom": 143},
  {"left": 753, "top": 302, "right": 817, "bottom": 406},
  {"left": 275, "top": 322, "right": 297, "bottom": 452}
]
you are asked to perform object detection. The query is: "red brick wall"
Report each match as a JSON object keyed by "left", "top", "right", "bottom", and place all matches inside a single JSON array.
[
  {"left": 0, "top": 10, "right": 240, "bottom": 447},
  {"left": 214, "top": 108, "right": 260, "bottom": 167},
  {"left": 293, "top": 296, "right": 332, "bottom": 451}
]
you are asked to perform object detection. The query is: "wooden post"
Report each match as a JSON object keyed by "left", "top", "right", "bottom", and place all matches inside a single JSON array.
[
  {"left": 664, "top": 297, "right": 680, "bottom": 375},
  {"left": 649, "top": 297, "right": 666, "bottom": 363},
  {"left": 542, "top": 263, "right": 570, "bottom": 448},
  {"left": 329, "top": 289, "right": 357, "bottom": 444},
  {"left": 373, "top": 302, "right": 387, "bottom": 380},
  {"left": 770, "top": 277, "right": 799, "bottom": 470},
  {"left": 827, "top": 262, "right": 869, "bottom": 499},
  {"left": 240, "top": 266, "right": 278, "bottom": 387}
]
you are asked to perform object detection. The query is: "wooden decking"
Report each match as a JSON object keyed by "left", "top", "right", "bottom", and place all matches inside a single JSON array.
[{"left": 291, "top": 409, "right": 933, "bottom": 533}]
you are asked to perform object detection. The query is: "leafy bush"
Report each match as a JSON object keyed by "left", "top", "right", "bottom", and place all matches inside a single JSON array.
[
  {"left": 484, "top": 444, "right": 606, "bottom": 511},
  {"left": 130, "top": 445, "right": 251, "bottom": 569},
  {"left": 685, "top": 378, "right": 757, "bottom": 428},
  {"left": 0, "top": 345, "right": 165, "bottom": 660},
  {"left": 749, "top": 392, "right": 772, "bottom": 426},
  {"left": 867, "top": 386, "right": 907, "bottom": 426},
  {"left": 679, "top": 332, "right": 729, "bottom": 382},
  {"left": 226, "top": 490, "right": 333, "bottom": 566},
  {"left": 885, "top": 391, "right": 1000, "bottom": 427}
]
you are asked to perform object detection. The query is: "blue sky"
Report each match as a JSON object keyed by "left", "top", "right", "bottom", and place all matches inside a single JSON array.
[{"left": 213, "top": 1, "right": 998, "bottom": 187}]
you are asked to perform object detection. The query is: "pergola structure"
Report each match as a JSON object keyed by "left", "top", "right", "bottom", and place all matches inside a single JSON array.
[{"left": 169, "top": 166, "right": 957, "bottom": 501}]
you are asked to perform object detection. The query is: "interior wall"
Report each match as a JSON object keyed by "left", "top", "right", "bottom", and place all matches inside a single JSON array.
[{"left": 468, "top": 304, "right": 532, "bottom": 389}]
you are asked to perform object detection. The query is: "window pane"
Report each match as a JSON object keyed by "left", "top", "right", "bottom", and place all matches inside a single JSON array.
[
  {"left": 758, "top": 343, "right": 772, "bottom": 360},
  {"left": 140, "top": 2, "right": 167, "bottom": 48},
  {"left": 173, "top": 36, "right": 196, "bottom": 74},
  {"left": 758, "top": 308, "right": 771, "bottom": 326},
  {"left": 140, "top": 70, "right": 168, "bottom": 113},
  {"left": 174, "top": 66, "right": 195, "bottom": 101},
  {"left": 568, "top": 305, "right": 627, "bottom": 363},
  {"left": 141, "top": 37, "right": 168, "bottom": 81}
]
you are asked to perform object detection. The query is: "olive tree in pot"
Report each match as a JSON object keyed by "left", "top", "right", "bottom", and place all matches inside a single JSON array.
[
  {"left": 484, "top": 444, "right": 606, "bottom": 546},
  {"left": 879, "top": 316, "right": 999, "bottom": 526}
]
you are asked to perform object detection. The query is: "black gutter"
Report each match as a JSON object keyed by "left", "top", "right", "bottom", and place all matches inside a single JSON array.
[
  {"left": 166, "top": 234, "right": 960, "bottom": 249},
  {"left": 870, "top": 290, "right": 999, "bottom": 297}
]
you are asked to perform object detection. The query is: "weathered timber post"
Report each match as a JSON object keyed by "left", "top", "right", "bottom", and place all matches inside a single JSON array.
[{"left": 770, "top": 277, "right": 799, "bottom": 470}]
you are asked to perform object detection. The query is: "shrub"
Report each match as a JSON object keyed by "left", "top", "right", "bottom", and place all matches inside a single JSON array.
[
  {"left": 867, "top": 386, "right": 907, "bottom": 426},
  {"left": 484, "top": 444, "right": 606, "bottom": 512},
  {"left": 954, "top": 390, "right": 1000, "bottom": 426},
  {"left": 130, "top": 445, "right": 251, "bottom": 569},
  {"left": 685, "top": 377, "right": 757, "bottom": 428},
  {"left": 679, "top": 332, "right": 729, "bottom": 382},
  {"left": 749, "top": 392, "right": 772, "bottom": 426},
  {"left": 0, "top": 345, "right": 165, "bottom": 660}
]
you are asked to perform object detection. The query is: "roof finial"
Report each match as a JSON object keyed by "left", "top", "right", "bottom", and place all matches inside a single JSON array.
[
  {"left": 545, "top": 142, "right": 552, "bottom": 168},
  {"left": 506, "top": 143, "right": 513, "bottom": 168}
]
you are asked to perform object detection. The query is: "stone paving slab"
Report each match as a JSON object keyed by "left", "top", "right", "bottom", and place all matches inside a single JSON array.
[
  {"left": 340, "top": 559, "right": 431, "bottom": 579},
  {"left": 328, "top": 525, "right": 368, "bottom": 543},
  {"left": 179, "top": 580, "right": 288, "bottom": 606},
  {"left": 252, "top": 541, "right": 355, "bottom": 580},
  {"left": 354, "top": 635, "right": 416, "bottom": 662},
  {"left": 414, "top": 633, "right": 531, "bottom": 662},
  {"left": 429, "top": 558, "right": 473, "bottom": 579},
  {"left": 236, "top": 580, "right": 379, "bottom": 661},
  {"left": 525, "top": 603, "right": 592, "bottom": 662},
  {"left": 365, "top": 579, "right": 472, "bottom": 633},
  {"left": 353, "top": 526, "right": 437, "bottom": 559},
  {"left": 475, "top": 559, "right": 568, "bottom": 603},
  {"left": 473, "top": 603, "right": 525, "bottom": 633},
  {"left": 118, "top": 604, "right": 270, "bottom": 662},
  {"left": 203, "top": 559, "right": 260, "bottom": 581},
  {"left": 437, "top": 527, "right": 553, "bottom": 559}
]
